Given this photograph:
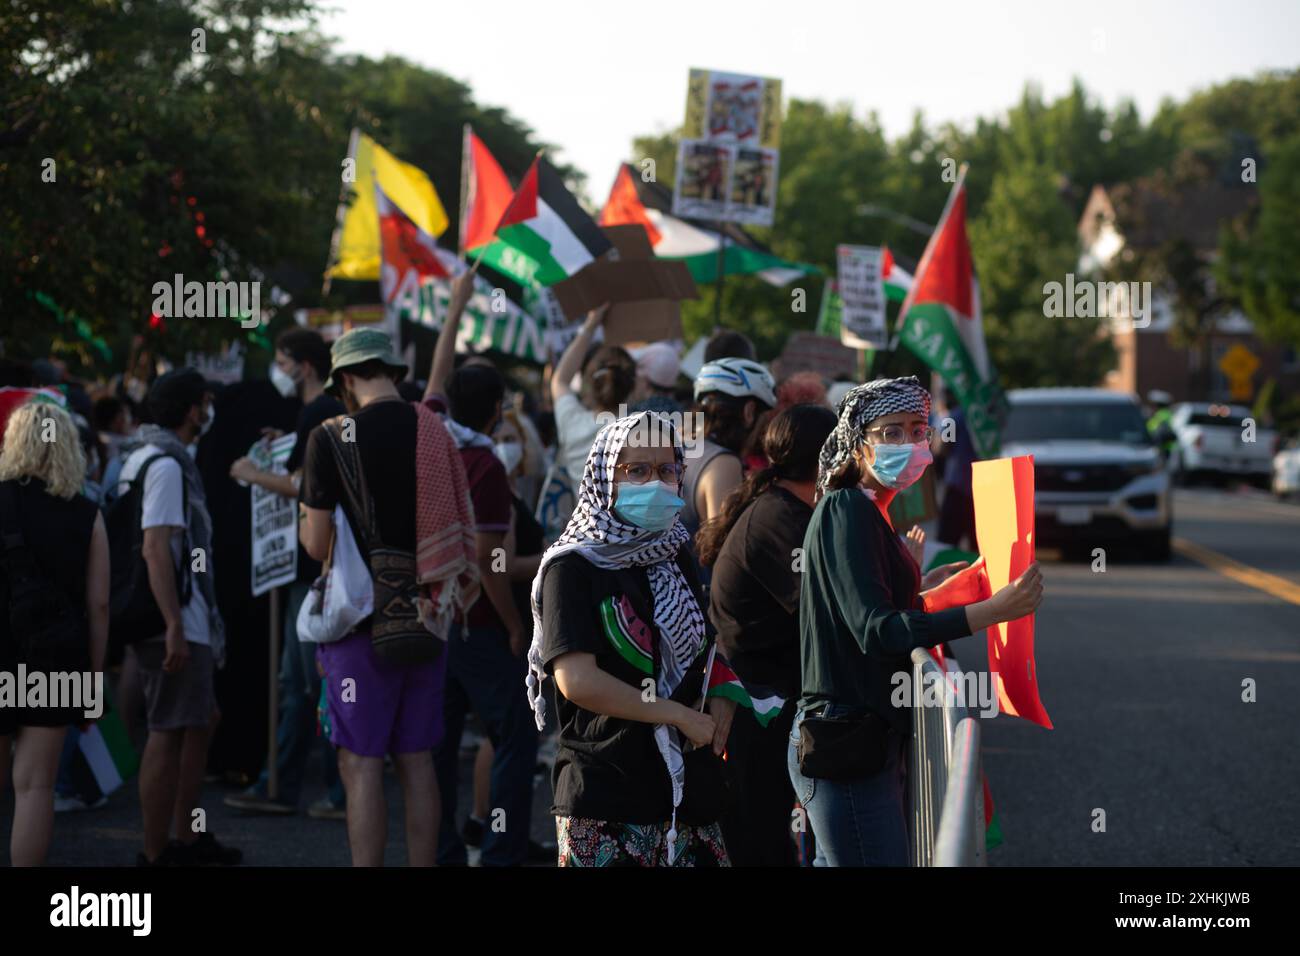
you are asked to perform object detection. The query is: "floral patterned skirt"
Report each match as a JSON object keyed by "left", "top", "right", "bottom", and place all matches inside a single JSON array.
[{"left": 556, "top": 815, "right": 731, "bottom": 867}]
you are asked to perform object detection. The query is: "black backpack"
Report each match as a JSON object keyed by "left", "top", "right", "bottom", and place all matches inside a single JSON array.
[
  {"left": 106, "top": 453, "right": 191, "bottom": 648},
  {"left": 0, "top": 482, "right": 87, "bottom": 673}
]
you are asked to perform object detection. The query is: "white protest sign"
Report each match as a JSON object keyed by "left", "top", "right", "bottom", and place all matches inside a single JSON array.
[
  {"left": 249, "top": 432, "right": 298, "bottom": 596},
  {"left": 836, "top": 245, "right": 887, "bottom": 349}
]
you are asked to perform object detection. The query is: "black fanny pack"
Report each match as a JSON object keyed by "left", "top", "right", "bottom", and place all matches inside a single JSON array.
[{"left": 796, "top": 709, "right": 890, "bottom": 780}]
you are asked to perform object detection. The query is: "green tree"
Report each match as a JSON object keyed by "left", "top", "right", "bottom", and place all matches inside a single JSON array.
[
  {"left": 1217, "top": 134, "right": 1300, "bottom": 350},
  {"left": 0, "top": 0, "right": 563, "bottom": 373},
  {"left": 969, "top": 161, "right": 1114, "bottom": 386}
]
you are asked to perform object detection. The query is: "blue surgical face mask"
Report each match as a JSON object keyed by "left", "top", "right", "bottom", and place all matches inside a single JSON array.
[
  {"left": 867, "top": 441, "right": 932, "bottom": 490},
  {"left": 613, "top": 480, "right": 684, "bottom": 532}
]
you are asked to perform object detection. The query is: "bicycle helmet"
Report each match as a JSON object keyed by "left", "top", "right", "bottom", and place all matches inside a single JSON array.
[{"left": 694, "top": 357, "right": 777, "bottom": 408}]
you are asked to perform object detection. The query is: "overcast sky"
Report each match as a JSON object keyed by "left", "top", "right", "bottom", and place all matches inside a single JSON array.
[{"left": 322, "top": 0, "right": 1300, "bottom": 199}]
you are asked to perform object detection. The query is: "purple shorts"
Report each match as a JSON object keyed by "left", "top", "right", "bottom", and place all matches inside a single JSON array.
[{"left": 317, "top": 632, "right": 447, "bottom": 758}]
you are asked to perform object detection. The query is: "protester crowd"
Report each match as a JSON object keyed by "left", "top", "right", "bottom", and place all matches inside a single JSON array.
[{"left": 0, "top": 271, "right": 1043, "bottom": 868}]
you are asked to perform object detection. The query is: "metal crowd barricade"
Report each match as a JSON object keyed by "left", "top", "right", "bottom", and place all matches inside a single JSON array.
[
  {"left": 907, "top": 647, "right": 986, "bottom": 867},
  {"left": 934, "top": 717, "right": 983, "bottom": 866}
]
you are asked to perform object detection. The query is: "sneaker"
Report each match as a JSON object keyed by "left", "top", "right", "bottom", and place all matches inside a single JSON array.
[
  {"left": 306, "top": 798, "right": 346, "bottom": 821},
  {"left": 136, "top": 843, "right": 185, "bottom": 867},
  {"left": 54, "top": 794, "right": 109, "bottom": 813},
  {"left": 461, "top": 816, "right": 485, "bottom": 848},
  {"left": 224, "top": 788, "right": 296, "bottom": 815},
  {"left": 172, "top": 832, "right": 243, "bottom": 866}
]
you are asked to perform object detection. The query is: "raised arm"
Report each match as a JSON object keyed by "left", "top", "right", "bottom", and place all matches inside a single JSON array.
[
  {"left": 549, "top": 305, "right": 608, "bottom": 404},
  {"left": 425, "top": 270, "right": 476, "bottom": 399}
]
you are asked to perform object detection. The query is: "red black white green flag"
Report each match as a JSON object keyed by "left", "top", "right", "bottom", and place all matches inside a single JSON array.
[{"left": 896, "top": 167, "right": 1004, "bottom": 458}]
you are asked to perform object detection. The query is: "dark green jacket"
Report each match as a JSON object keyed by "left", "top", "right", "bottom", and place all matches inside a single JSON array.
[{"left": 798, "top": 488, "right": 972, "bottom": 733}]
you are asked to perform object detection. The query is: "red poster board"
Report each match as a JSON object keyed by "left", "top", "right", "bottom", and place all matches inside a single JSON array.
[{"left": 972, "top": 455, "right": 1052, "bottom": 729}]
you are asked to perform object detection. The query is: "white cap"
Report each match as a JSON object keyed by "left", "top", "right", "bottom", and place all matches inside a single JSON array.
[{"left": 630, "top": 342, "right": 681, "bottom": 389}]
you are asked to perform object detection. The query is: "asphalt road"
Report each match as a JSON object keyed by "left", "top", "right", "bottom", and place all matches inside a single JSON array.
[
  {"left": 6, "top": 486, "right": 1297, "bottom": 867},
  {"left": 975, "top": 486, "right": 1300, "bottom": 866},
  {"left": 7, "top": 726, "right": 558, "bottom": 867}
]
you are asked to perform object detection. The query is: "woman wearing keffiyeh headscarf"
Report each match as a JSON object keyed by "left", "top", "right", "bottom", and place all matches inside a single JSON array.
[
  {"left": 526, "top": 411, "right": 737, "bottom": 867},
  {"left": 791, "top": 376, "right": 1043, "bottom": 866}
]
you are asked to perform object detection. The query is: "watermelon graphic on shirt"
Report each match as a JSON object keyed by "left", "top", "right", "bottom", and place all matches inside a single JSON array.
[{"left": 598, "top": 594, "right": 654, "bottom": 675}]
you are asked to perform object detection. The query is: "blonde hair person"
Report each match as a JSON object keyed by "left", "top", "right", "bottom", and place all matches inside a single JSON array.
[
  {"left": 0, "top": 400, "right": 87, "bottom": 498},
  {"left": 0, "top": 398, "right": 110, "bottom": 866}
]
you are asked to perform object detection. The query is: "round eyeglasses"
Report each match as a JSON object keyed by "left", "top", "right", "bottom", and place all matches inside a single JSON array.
[
  {"left": 865, "top": 423, "right": 935, "bottom": 445},
  {"left": 613, "top": 462, "right": 686, "bottom": 484}
]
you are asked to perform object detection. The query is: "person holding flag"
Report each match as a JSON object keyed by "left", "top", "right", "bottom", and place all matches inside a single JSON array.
[
  {"left": 526, "top": 411, "right": 737, "bottom": 867},
  {"left": 789, "top": 377, "right": 1042, "bottom": 866}
]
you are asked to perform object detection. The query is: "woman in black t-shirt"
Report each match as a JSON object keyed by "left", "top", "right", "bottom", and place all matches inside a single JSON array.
[
  {"left": 0, "top": 401, "right": 109, "bottom": 866},
  {"left": 696, "top": 403, "right": 836, "bottom": 866},
  {"left": 527, "top": 411, "right": 736, "bottom": 867}
]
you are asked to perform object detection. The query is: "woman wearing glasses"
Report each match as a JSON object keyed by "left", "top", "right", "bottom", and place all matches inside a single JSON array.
[
  {"left": 791, "top": 377, "right": 1043, "bottom": 866},
  {"left": 526, "top": 411, "right": 740, "bottom": 866}
]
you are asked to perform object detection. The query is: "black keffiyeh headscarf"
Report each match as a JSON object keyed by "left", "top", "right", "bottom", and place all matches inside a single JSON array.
[
  {"left": 526, "top": 412, "right": 707, "bottom": 850},
  {"left": 817, "top": 376, "right": 932, "bottom": 496}
]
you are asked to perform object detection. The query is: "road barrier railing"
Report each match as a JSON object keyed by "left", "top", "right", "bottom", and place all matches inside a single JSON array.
[{"left": 908, "top": 647, "right": 986, "bottom": 867}]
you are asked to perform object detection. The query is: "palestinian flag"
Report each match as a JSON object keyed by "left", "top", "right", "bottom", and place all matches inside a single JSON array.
[
  {"left": 459, "top": 127, "right": 540, "bottom": 282},
  {"left": 705, "top": 651, "right": 785, "bottom": 727},
  {"left": 379, "top": 182, "right": 546, "bottom": 364},
  {"left": 483, "top": 155, "right": 611, "bottom": 286},
  {"left": 896, "top": 169, "right": 1004, "bottom": 458},
  {"left": 601, "top": 164, "right": 817, "bottom": 286}
]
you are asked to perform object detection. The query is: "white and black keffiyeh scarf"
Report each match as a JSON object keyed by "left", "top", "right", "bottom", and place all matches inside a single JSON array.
[
  {"left": 526, "top": 412, "right": 707, "bottom": 839},
  {"left": 817, "top": 375, "right": 932, "bottom": 496}
]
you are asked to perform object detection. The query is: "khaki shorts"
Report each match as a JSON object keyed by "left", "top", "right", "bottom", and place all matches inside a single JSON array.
[{"left": 134, "top": 640, "right": 216, "bottom": 731}]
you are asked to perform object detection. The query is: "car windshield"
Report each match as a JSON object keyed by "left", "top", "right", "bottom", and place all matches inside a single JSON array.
[
  {"left": 1188, "top": 411, "right": 1248, "bottom": 428},
  {"left": 1004, "top": 401, "right": 1152, "bottom": 445}
]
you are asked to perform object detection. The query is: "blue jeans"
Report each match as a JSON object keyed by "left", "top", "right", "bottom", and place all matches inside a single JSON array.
[
  {"left": 433, "top": 622, "right": 539, "bottom": 867},
  {"left": 787, "top": 707, "right": 910, "bottom": 867},
  {"left": 253, "top": 582, "right": 343, "bottom": 807}
]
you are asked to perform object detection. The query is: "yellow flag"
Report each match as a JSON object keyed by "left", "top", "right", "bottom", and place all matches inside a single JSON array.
[{"left": 328, "top": 134, "right": 449, "bottom": 281}]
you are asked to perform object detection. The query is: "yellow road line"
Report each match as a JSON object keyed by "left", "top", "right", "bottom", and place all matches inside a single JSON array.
[{"left": 1172, "top": 537, "right": 1300, "bottom": 606}]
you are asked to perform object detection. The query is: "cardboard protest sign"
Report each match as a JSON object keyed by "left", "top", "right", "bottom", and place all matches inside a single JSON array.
[
  {"left": 523, "top": 283, "right": 591, "bottom": 361},
  {"left": 772, "top": 331, "right": 857, "bottom": 381},
  {"left": 972, "top": 455, "right": 1051, "bottom": 729},
  {"left": 836, "top": 245, "right": 888, "bottom": 349},
  {"left": 551, "top": 225, "right": 697, "bottom": 346},
  {"left": 249, "top": 433, "right": 298, "bottom": 596}
]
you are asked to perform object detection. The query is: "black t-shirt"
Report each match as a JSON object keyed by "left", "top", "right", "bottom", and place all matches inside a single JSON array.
[
  {"left": 539, "top": 546, "right": 711, "bottom": 824},
  {"left": 290, "top": 392, "right": 345, "bottom": 583},
  {"left": 0, "top": 479, "right": 97, "bottom": 669},
  {"left": 707, "top": 486, "right": 811, "bottom": 700},
  {"left": 300, "top": 399, "right": 417, "bottom": 561},
  {"left": 510, "top": 493, "right": 544, "bottom": 622}
]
